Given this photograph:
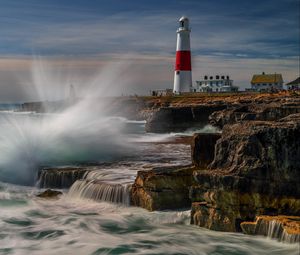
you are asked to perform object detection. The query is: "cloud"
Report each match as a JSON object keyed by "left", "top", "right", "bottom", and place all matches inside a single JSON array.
[{"left": 0, "top": 0, "right": 298, "bottom": 101}]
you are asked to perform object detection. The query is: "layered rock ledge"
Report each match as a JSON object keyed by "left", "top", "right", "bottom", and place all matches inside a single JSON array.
[
  {"left": 240, "top": 215, "right": 300, "bottom": 243},
  {"left": 209, "top": 96, "right": 300, "bottom": 129}
]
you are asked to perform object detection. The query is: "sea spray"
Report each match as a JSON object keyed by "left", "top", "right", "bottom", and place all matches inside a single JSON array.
[{"left": 0, "top": 59, "right": 135, "bottom": 186}]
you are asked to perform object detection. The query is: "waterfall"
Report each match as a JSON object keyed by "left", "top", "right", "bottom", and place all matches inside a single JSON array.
[
  {"left": 242, "top": 216, "right": 300, "bottom": 243},
  {"left": 68, "top": 179, "right": 132, "bottom": 206},
  {"left": 260, "top": 219, "right": 300, "bottom": 243},
  {"left": 38, "top": 167, "right": 89, "bottom": 188}
]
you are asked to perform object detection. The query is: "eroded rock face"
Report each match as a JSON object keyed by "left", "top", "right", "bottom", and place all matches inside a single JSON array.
[
  {"left": 145, "top": 105, "right": 226, "bottom": 133},
  {"left": 131, "top": 166, "right": 194, "bottom": 211},
  {"left": 209, "top": 118, "right": 300, "bottom": 194},
  {"left": 241, "top": 216, "right": 300, "bottom": 243},
  {"left": 190, "top": 191, "right": 300, "bottom": 232},
  {"left": 191, "top": 133, "right": 221, "bottom": 168},
  {"left": 190, "top": 114, "right": 300, "bottom": 232}
]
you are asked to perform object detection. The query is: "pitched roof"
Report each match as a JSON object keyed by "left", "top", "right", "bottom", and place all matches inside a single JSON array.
[
  {"left": 286, "top": 77, "right": 300, "bottom": 86},
  {"left": 251, "top": 73, "right": 283, "bottom": 84}
]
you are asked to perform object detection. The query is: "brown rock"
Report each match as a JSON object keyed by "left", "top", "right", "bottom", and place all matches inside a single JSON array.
[
  {"left": 190, "top": 114, "right": 300, "bottom": 232},
  {"left": 36, "top": 189, "right": 62, "bottom": 199},
  {"left": 191, "top": 133, "right": 221, "bottom": 168},
  {"left": 241, "top": 215, "right": 300, "bottom": 243},
  {"left": 145, "top": 105, "right": 226, "bottom": 133},
  {"left": 131, "top": 166, "right": 194, "bottom": 211}
]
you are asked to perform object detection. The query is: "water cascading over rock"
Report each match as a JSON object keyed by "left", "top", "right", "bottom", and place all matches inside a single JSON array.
[
  {"left": 241, "top": 216, "right": 300, "bottom": 243},
  {"left": 68, "top": 180, "right": 132, "bottom": 205},
  {"left": 38, "top": 167, "right": 90, "bottom": 188}
]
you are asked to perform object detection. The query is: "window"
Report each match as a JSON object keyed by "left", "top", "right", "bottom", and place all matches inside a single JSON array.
[{"left": 180, "top": 21, "right": 184, "bottom": 27}]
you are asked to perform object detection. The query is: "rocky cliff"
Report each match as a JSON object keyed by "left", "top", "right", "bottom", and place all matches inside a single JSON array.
[
  {"left": 190, "top": 114, "right": 300, "bottom": 232},
  {"left": 131, "top": 102, "right": 300, "bottom": 242}
]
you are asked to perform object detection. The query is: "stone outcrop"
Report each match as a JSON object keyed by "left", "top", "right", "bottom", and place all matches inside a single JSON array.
[
  {"left": 131, "top": 166, "right": 194, "bottom": 211},
  {"left": 36, "top": 189, "right": 63, "bottom": 199},
  {"left": 240, "top": 216, "right": 300, "bottom": 243},
  {"left": 190, "top": 114, "right": 300, "bottom": 232},
  {"left": 38, "top": 166, "right": 90, "bottom": 188},
  {"left": 209, "top": 97, "right": 300, "bottom": 129},
  {"left": 145, "top": 105, "right": 226, "bottom": 133}
]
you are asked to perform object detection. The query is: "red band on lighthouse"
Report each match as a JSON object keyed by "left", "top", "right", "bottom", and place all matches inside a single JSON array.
[{"left": 175, "top": 51, "right": 191, "bottom": 71}]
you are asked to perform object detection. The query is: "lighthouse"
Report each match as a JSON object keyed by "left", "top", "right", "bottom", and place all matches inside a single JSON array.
[{"left": 173, "top": 16, "right": 192, "bottom": 94}]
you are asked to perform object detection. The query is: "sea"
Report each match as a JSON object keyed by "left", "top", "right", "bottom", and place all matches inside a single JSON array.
[{"left": 0, "top": 108, "right": 299, "bottom": 255}]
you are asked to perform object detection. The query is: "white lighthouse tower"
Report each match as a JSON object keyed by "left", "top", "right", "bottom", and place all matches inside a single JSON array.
[{"left": 173, "top": 16, "right": 192, "bottom": 94}]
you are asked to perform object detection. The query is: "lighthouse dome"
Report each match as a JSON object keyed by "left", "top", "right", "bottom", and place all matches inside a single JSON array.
[
  {"left": 179, "top": 16, "right": 189, "bottom": 22},
  {"left": 178, "top": 16, "right": 189, "bottom": 31}
]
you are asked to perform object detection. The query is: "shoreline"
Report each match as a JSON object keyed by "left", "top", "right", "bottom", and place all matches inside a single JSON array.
[{"left": 4, "top": 91, "right": 300, "bottom": 243}]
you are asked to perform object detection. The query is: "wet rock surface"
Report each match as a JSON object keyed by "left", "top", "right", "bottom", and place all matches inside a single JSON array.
[
  {"left": 38, "top": 166, "right": 91, "bottom": 188},
  {"left": 240, "top": 215, "right": 300, "bottom": 243},
  {"left": 36, "top": 189, "right": 63, "bottom": 198}
]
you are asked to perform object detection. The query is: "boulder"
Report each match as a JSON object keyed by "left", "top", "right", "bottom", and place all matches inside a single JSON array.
[
  {"left": 36, "top": 189, "right": 62, "bottom": 199},
  {"left": 131, "top": 166, "right": 194, "bottom": 211}
]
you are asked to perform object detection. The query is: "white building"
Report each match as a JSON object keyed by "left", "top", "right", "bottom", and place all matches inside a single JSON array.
[
  {"left": 251, "top": 72, "right": 283, "bottom": 91},
  {"left": 194, "top": 75, "right": 238, "bottom": 92},
  {"left": 286, "top": 77, "right": 300, "bottom": 90}
]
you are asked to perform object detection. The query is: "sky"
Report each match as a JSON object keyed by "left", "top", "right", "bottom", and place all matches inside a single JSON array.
[{"left": 0, "top": 0, "right": 299, "bottom": 102}]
